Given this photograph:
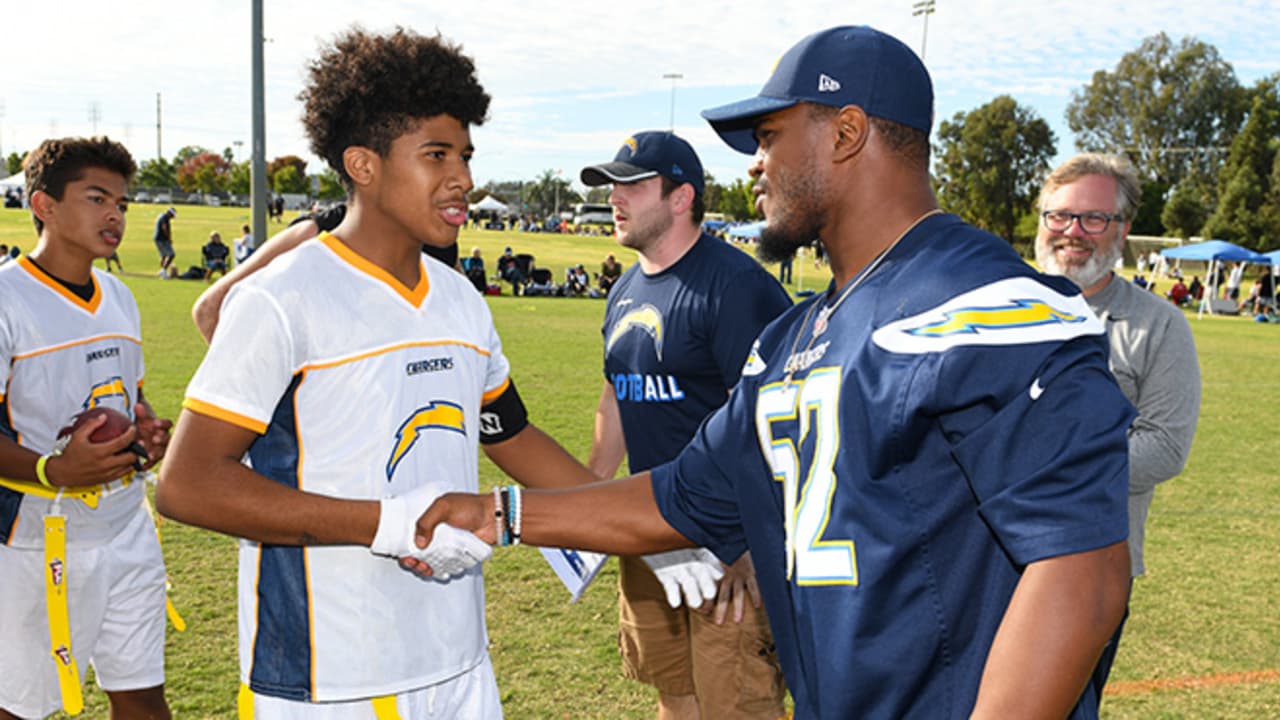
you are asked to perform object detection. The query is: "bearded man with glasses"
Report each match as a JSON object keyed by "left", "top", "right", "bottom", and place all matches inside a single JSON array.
[{"left": 1035, "top": 153, "right": 1202, "bottom": 704}]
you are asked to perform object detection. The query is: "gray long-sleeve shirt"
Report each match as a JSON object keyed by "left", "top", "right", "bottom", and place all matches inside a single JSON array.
[{"left": 1088, "top": 275, "right": 1201, "bottom": 575}]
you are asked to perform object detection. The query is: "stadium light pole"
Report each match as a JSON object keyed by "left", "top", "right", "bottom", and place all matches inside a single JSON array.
[
  {"left": 250, "top": 0, "right": 267, "bottom": 248},
  {"left": 912, "top": 0, "right": 936, "bottom": 60},
  {"left": 663, "top": 73, "right": 683, "bottom": 130}
]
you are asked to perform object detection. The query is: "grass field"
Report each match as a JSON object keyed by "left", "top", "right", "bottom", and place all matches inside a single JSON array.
[{"left": 4, "top": 203, "right": 1278, "bottom": 718}]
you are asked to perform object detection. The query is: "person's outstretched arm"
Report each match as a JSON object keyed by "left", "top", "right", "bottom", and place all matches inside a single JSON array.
[
  {"left": 191, "top": 219, "right": 319, "bottom": 342},
  {"left": 157, "top": 410, "right": 378, "bottom": 546},
  {"left": 409, "top": 473, "right": 691, "bottom": 566}
]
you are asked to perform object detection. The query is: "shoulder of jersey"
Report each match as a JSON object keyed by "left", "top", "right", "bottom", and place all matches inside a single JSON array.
[{"left": 872, "top": 272, "right": 1103, "bottom": 355}]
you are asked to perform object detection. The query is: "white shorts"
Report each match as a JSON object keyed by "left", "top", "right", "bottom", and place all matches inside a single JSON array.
[
  {"left": 244, "top": 655, "right": 502, "bottom": 719},
  {"left": 0, "top": 502, "right": 166, "bottom": 718}
]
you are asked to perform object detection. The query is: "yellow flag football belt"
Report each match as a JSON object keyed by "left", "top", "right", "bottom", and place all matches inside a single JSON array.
[{"left": 0, "top": 474, "right": 133, "bottom": 510}]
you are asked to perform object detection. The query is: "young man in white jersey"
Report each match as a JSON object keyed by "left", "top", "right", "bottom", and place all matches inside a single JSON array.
[
  {"left": 0, "top": 137, "right": 173, "bottom": 719},
  {"left": 158, "top": 27, "right": 593, "bottom": 719}
]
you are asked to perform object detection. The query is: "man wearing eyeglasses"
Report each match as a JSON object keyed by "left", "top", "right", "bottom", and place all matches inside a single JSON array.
[{"left": 1035, "top": 153, "right": 1201, "bottom": 699}]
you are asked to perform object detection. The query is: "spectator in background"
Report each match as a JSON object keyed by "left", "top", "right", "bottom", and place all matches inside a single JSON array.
[
  {"left": 565, "top": 263, "right": 589, "bottom": 296},
  {"left": 1167, "top": 276, "right": 1188, "bottom": 306},
  {"left": 103, "top": 248, "right": 124, "bottom": 273},
  {"left": 1036, "top": 152, "right": 1201, "bottom": 700},
  {"left": 461, "top": 246, "right": 487, "bottom": 293},
  {"left": 497, "top": 246, "right": 525, "bottom": 295},
  {"left": 1187, "top": 275, "right": 1204, "bottom": 302},
  {"left": 598, "top": 253, "right": 622, "bottom": 294},
  {"left": 1225, "top": 261, "right": 1244, "bottom": 300},
  {"left": 777, "top": 253, "right": 793, "bottom": 284},
  {"left": 153, "top": 207, "right": 177, "bottom": 277},
  {"left": 201, "top": 231, "right": 230, "bottom": 282},
  {"left": 234, "top": 224, "right": 255, "bottom": 265}
]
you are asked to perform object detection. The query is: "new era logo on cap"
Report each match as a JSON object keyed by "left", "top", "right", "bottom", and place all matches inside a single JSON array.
[
  {"left": 818, "top": 74, "right": 842, "bottom": 92},
  {"left": 580, "top": 131, "right": 705, "bottom": 195}
]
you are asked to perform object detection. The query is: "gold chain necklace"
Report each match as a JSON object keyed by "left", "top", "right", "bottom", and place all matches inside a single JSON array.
[{"left": 782, "top": 209, "right": 943, "bottom": 387}]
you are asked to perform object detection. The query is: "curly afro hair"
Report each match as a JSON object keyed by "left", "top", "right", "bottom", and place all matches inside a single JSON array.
[
  {"left": 299, "top": 26, "right": 490, "bottom": 188},
  {"left": 24, "top": 136, "right": 136, "bottom": 233}
]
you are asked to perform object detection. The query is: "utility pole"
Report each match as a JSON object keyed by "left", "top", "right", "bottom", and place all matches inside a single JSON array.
[
  {"left": 663, "top": 73, "right": 683, "bottom": 130},
  {"left": 251, "top": 0, "right": 268, "bottom": 247},
  {"left": 155, "top": 93, "right": 163, "bottom": 160},
  {"left": 88, "top": 102, "right": 101, "bottom": 135},
  {"left": 912, "top": 0, "right": 937, "bottom": 60}
]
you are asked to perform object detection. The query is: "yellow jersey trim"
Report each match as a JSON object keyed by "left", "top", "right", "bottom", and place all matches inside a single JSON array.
[
  {"left": 182, "top": 397, "right": 270, "bottom": 435},
  {"left": 320, "top": 232, "right": 429, "bottom": 308},
  {"left": 17, "top": 256, "right": 102, "bottom": 314}
]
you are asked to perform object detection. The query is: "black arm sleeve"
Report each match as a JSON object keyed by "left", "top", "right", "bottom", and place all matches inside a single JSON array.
[{"left": 479, "top": 379, "right": 529, "bottom": 444}]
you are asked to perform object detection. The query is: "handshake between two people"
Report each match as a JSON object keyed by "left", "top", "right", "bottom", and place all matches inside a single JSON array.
[{"left": 371, "top": 485, "right": 762, "bottom": 622}]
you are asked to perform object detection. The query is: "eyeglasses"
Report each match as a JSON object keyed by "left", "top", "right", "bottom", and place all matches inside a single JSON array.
[{"left": 1041, "top": 210, "right": 1124, "bottom": 235}]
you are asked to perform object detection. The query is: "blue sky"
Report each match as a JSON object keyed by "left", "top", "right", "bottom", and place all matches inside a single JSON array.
[{"left": 3, "top": 1, "right": 1275, "bottom": 193}]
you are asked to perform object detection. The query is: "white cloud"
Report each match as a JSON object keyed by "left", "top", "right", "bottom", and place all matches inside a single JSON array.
[{"left": 1, "top": 0, "right": 1274, "bottom": 184}]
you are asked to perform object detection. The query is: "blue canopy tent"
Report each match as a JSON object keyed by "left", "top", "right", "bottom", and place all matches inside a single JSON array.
[
  {"left": 726, "top": 221, "right": 765, "bottom": 239},
  {"left": 1162, "top": 240, "right": 1270, "bottom": 316}
]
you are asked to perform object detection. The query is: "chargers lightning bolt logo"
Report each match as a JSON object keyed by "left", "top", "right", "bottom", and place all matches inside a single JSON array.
[
  {"left": 82, "top": 377, "right": 128, "bottom": 410},
  {"left": 904, "top": 299, "right": 1086, "bottom": 337},
  {"left": 385, "top": 401, "right": 465, "bottom": 480},
  {"left": 606, "top": 305, "right": 665, "bottom": 360}
]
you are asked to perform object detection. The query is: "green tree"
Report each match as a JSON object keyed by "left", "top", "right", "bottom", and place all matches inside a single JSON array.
[
  {"left": 1066, "top": 33, "right": 1246, "bottom": 190},
  {"left": 176, "top": 152, "right": 230, "bottom": 193},
  {"left": 316, "top": 168, "right": 346, "bottom": 200},
  {"left": 522, "top": 169, "right": 580, "bottom": 218},
  {"left": 226, "top": 161, "right": 251, "bottom": 196},
  {"left": 268, "top": 155, "right": 308, "bottom": 188},
  {"left": 1161, "top": 177, "right": 1211, "bottom": 239},
  {"left": 935, "top": 95, "right": 1056, "bottom": 242},
  {"left": 172, "top": 145, "right": 209, "bottom": 167},
  {"left": 5, "top": 152, "right": 22, "bottom": 176},
  {"left": 1202, "top": 92, "right": 1280, "bottom": 249},
  {"left": 272, "top": 165, "right": 310, "bottom": 194},
  {"left": 136, "top": 157, "right": 176, "bottom": 190},
  {"left": 718, "top": 178, "right": 756, "bottom": 221}
]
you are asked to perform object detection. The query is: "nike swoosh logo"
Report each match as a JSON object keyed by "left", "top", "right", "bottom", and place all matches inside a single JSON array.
[{"left": 1029, "top": 378, "right": 1045, "bottom": 400}]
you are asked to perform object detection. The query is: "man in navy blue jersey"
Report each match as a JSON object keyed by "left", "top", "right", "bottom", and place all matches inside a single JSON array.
[
  {"left": 581, "top": 131, "right": 790, "bottom": 719},
  {"left": 411, "top": 26, "right": 1133, "bottom": 719}
]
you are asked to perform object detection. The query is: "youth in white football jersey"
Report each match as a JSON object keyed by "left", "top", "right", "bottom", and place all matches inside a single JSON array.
[{"left": 184, "top": 234, "right": 510, "bottom": 701}]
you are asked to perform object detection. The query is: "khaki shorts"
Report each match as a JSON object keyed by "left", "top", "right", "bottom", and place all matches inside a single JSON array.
[{"left": 618, "top": 554, "right": 785, "bottom": 719}]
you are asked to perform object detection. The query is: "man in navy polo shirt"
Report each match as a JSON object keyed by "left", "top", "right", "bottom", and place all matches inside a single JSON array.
[{"left": 582, "top": 131, "right": 790, "bottom": 719}]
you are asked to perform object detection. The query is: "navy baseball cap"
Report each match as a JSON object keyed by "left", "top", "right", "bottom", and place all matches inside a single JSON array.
[
  {"left": 580, "top": 131, "right": 705, "bottom": 195},
  {"left": 702, "top": 26, "right": 933, "bottom": 154}
]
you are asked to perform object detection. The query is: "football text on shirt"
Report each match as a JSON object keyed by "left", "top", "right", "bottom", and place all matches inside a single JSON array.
[{"left": 612, "top": 373, "right": 685, "bottom": 403}]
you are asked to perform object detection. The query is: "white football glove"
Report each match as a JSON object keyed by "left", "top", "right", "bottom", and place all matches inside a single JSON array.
[
  {"left": 370, "top": 484, "right": 492, "bottom": 580},
  {"left": 642, "top": 548, "right": 725, "bottom": 609},
  {"left": 370, "top": 484, "right": 444, "bottom": 559},
  {"left": 415, "top": 524, "right": 494, "bottom": 580}
]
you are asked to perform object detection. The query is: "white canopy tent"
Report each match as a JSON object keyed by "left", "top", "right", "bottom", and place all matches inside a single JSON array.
[
  {"left": 0, "top": 172, "right": 24, "bottom": 190},
  {"left": 470, "top": 195, "right": 509, "bottom": 214}
]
